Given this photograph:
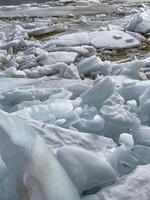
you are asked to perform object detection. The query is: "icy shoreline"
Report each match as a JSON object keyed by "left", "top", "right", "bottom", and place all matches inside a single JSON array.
[{"left": 1, "top": 1, "right": 150, "bottom": 200}]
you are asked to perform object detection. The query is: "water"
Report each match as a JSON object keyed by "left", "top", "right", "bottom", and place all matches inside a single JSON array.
[{"left": 0, "top": 0, "right": 52, "bottom": 6}]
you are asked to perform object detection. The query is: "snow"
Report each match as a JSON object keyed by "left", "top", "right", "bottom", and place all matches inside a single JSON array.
[{"left": 97, "top": 164, "right": 150, "bottom": 200}]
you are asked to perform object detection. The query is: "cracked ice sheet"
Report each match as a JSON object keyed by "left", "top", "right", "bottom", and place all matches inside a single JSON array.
[{"left": 52, "top": 30, "right": 140, "bottom": 50}]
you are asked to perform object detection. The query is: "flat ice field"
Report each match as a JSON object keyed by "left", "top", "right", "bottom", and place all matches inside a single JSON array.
[{"left": 1, "top": 0, "right": 150, "bottom": 200}]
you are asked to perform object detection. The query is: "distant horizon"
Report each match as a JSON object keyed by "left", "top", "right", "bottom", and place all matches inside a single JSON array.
[{"left": 0, "top": 0, "right": 52, "bottom": 6}]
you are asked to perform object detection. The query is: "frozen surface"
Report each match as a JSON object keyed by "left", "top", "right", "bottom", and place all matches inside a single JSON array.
[
  {"left": 0, "top": 1, "right": 150, "bottom": 200},
  {"left": 97, "top": 164, "right": 150, "bottom": 200}
]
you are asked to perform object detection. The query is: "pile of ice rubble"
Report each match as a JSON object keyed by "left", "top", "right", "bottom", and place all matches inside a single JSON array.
[{"left": 1, "top": 8, "right": 150, "bottom": 200}]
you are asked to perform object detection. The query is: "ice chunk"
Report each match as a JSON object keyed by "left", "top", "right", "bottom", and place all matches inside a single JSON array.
[
  {"left": 78, "top": 55, "right": 111, "bottom": 76},
  {"left": 100, "top": 104, "right": 140, "bottom": 141},
  {"left": 57, "top": 146, "right": 117, "bottom": 193},
  {"left": 4, "top": 67, "right": 26, "bottom": 78},
  {"left": 0, "top": 111, "right": 80, "bottom": 200},
  {"left": 132, "top": 126, "right": 150, "bottom": 147},
  {"left": 59, "top": 63, "right": 80, "bottom": 79},
  {"left": 107, "top": 145, "right": 138, "bottom": 176},
  {"left": 32, "top": 121, "right": 115, "bottom": 153},
  {"left": 97, "top": 164, "right": 150, "bottom": 200},
  {"left": 37, "top": 51, "right": 78, "bottom": 65},
  {"left": 81, "top": 77, "right": 115, "bottom": 108},
  {"left": 133, "top": 145, "right": 150, "bottom": 165},
  {"left": 28, "top": 24, "right": 68, "bottom": 37},
  {"left": 71, "top": 115, "right": 105, "bottom": 135},
  {"left": 126, "top": 100, "right": 137, "bottom": 113},
  {"left": 67, "top": 83, "right": 90, "bottom": 99},
  {"left": 112, "top": 59, "right": 144, "bottom": 79},
  {"left": 14, "top": 99, "right": 79, "bottom": 127},
  {"left": 117, "top": 80, "right": 150, "bottom": 101},
  {"left": 90, "top": 30, "right": 140, "bottom": 49},
  {"left": 103, "top": 93, "right": 125, "bottom": 106},
  {"left": 125, "top": 10, "right": 150, "bottom": 33},
  {"left": 0, "top": 157, "right": 20, "bottom": 200},
  {"left": 119, "top": 133, "right": 134, "bottom": 149},
  {"left": 0, "top": 87, "right": 64, "bottom": 106},
  {"left": 139, "top": 87, "right": 150, "bottom": 117},
  {"left": 52, "top": 32, "right": 90, "bottom": 46}
]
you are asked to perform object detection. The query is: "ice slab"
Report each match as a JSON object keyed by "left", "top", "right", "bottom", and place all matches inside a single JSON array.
[
  {"left": 132, "top": 126, "right": 150, "bottom": 147},
  {"left": 78, "top": 55, "right": 111, "bottom": 76},
  {"left": 52, "top": 32, "right": 90, "bottom": 46},
  {"left": 90, "top": 30, "right": 140, "bottom": 49},
  {"left": 81, "top": 77, "right": 115, "bottom": 108},
  {"left": 112, "top": 59, "right": 144, "bottom": 79},
  {"left": 133, "top": 145, "right": 150, "bottom": 165},
  {"left": 37, "top": 51, "right": 78, "bottom": 65},
  {"left": 57, "top": 146, "right": 117, "bottom": 193},
  {"left": 125, "top": 10, "right": 150, "bottom": 33},
  {"left": 117, "top": 80, "right": 150, "bottom": 101},
  {"left": 31, "top": 121, "right": 115, "bottom": 153},
  {"left": 0, "top": 110, "right": 80, "bottom": 200}
]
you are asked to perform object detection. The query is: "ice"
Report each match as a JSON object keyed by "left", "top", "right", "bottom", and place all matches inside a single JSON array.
[
  {"left": 31, "top": 121, "right": 115, "bottom": 153},
  {"left": 81, "top": 77, "right": 115, "bottom": 108},
  {"left": 112, "top": 59, "right": 144, "bottom": 79},
  {"left": 37, "top": 51, "right": 78, "bottom": 65},
  {"left": 14, "top": 99, "right": 79, "bottom": 127},
  {"left": 1, "top": 2, "right": 150, "bottom": 199},
  {"left": 139, "top": 87, "right": 150, "bottom": 117},
  {"left": 27, "top": 62, "right": 80, "bottom": 79},
  {"left": 125, "top": 10, "right": 150, "bottom": 33},
  {"left": 71, "top": 115, "right": 105, "bottom": 135},
  {"left": 107, "top": 144, "right": 138, "bottom": 176},
  {"left": 0, "top": 110, "right": 80, "bottom": 200},
  {"left": 0, "top": 87, "right": 64, "bottom": 107},
  {"left": 4, "top": 67, "right": 26, "bottom": 78},
  {"left": 52, "top": 32, "right": 90, "bottom": 46},
  {"left": 57, "top": 146, "right": 117, "bottom": 194},
  {"left": 117, "top": 80, "right": 150, "bottom": 101},
  {"left": 132, "top": 126, "right": 150, "bottom": 147},
  {"left": 78, "top": 55, "right": 111, "bottom": 76},
  {"left": 133, "top": 145, "right": 150, "bottom": 165},
  {"left": 126, "top": 100, "right": 137, "bottom": 113},
  {"left": 67, "top": 83, "right": 90, "bottom": 99},
  {"left": 28, "top": 24, "right": 68, "bottom": 37},
  {"left": 0, "top": 157, "right": 19, "bottom": 200},
  {"left": 100, "top": 104, "right": 140, "bottom": 141},
  {"left": 119, "top": 133, "right": 134, "bottom": 148},
  {"left": 97, "top": 164, "right": 150, "bottom": 200},
  {"left": 89, "top": 30, "right": 140, "bottom": 49},
  {"left": 103, "top": 93, "right": 125, "bottom": 106},
  {"left": 81, "top": 195, "right": 98, "bottom": 200}
]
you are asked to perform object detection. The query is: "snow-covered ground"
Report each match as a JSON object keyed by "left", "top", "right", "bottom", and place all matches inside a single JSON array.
[{"left": 1, "top": 1, "right": 150, "bottom": 200}]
